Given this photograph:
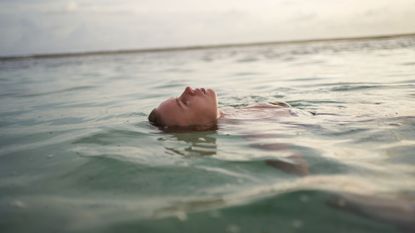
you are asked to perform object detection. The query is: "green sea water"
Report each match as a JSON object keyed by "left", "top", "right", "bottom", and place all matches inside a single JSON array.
[{"left": 0, "top": 36, "right": 415, "bottom": 233}]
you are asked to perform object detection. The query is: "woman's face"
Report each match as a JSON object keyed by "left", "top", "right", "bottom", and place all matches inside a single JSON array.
[{"left": 155, "top": 87, "right": 219, "bottom": 128}]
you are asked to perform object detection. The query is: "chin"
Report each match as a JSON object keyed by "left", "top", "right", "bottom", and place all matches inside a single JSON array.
[
  {"left": 208, "top": 89, "right": 218, "bottom": 103},
  {"left": 207, "top": 88, "right": 216, "bottom": 96}
]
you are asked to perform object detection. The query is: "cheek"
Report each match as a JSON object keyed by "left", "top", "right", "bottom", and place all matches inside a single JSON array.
[
  {"left": 164, "top": 112, "right": 191, "bottom": 127},
  {"left": 158, "top": 102, "right": 191, "bottom": 126},
  {"left": 191, "top": 99, "right": 216, "bottom": 117}
]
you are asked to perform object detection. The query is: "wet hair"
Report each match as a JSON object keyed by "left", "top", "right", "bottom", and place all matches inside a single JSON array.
[
  {"left": 148, "top": 108, "right": 164, "bottom": 127},
  {"left": 148, "top": 108, "right": 217, "bottom": 132}
]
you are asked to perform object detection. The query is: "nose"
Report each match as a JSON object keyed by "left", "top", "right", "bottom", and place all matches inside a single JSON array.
[
  {"left": 184, "top": 86, "right": 195, "bottom": 96},
  {"left": 179, "top": 86, "right": 194, "bottom": 102}
]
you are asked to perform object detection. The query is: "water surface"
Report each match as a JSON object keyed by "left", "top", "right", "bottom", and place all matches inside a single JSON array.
[{"left": 1, "top": 36, "right": 415, "bottom": 233}]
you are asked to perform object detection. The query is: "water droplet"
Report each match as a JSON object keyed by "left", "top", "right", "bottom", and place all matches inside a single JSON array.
[
  {"left": 292, "top": 219, "right": 303, "bottom": 228},
  {"left": 209, "top": 210, "right": 221, "bottom": 218},
  {"left": 176, "top": 211, "right": 187, "bottom": 221},
  {"left": 11, "top": 200, "right": 25, "bottom": 208},
  {"left": 300, "top": 194, "right": 309, "bottom": 203},
  {"left": 226, "top": 224, "right": 240, "bottom": 233}
]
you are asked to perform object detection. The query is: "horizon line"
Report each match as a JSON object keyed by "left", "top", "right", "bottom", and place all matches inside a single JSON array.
[{"left": 1, "top": 32, "right": 415, "bottom": 61}]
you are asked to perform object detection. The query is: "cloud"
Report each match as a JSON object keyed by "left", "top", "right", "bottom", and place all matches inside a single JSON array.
[
  {"left": 0, "top": 0, "right": 414, "bottom": 56},
  {"left": 65, "top": 1, "right": 79, "bottom": 12}
]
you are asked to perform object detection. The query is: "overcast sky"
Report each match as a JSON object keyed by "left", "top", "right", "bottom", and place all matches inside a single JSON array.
[{"left": 1, "top": 0, "right": 414, "bottom": 56}]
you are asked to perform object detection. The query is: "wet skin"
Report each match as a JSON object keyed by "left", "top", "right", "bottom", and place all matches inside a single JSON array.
[{"left": 155, "top": 87, "right": 220, "bottom": 128}]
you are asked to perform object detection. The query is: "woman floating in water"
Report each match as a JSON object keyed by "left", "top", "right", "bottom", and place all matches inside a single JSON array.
[
  {"left": 149, "top": 86, "right": 295, "bottom": 131},
  {"left": 149, "top": 86, "right": 308, "bottom": 175}
]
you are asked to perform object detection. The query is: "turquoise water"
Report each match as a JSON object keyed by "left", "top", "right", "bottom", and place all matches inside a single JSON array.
[{"left": 1, "top": 36, "right": 415, "bottom": 233}]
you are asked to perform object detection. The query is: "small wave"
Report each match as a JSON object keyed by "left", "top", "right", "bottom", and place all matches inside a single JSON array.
[
  {"left": 236, "top": 57, "right": 258, "bottom": 63},
  {"left": 330, "top": 84, "right": 381, "bottom": 92},
  {"left": 288, "top": 77, "right": 326, "bottom": 82},
  {"left": 16, "top": 85, "right": 96, "bottom": 98},
  {"left": 73, "top": 128, "right": 149, "bottom": 146},
  {"left": 400, "top": 62, "right": 415, "bottom": 66},
  {"left": 233, "top": 72, "right": 262, "bottom": 76}
]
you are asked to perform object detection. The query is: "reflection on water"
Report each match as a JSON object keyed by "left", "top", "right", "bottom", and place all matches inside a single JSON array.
[
  {"left": 160, "top": 131, "right": 218, "bottom": 157},
  {"left": 0, "top": 36, "right": 415, "bottom": 233}
]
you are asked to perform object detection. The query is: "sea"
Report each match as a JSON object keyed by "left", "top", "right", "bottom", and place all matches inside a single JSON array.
[{"left": 0, "top": 35, "right": 414, "bottom": 233}]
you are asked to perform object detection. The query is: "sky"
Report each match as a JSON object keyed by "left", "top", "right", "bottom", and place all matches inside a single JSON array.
[{"left": 1, "top": 0, "right": 415, "bottom": 56}]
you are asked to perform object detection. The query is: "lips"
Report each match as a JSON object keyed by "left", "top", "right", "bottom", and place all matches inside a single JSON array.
[
  {"left": 183, "top": 86, "right": 210, "bottom": 97},
  {"left": 193, "top": 88, "right": 206, "bottom": 95}
]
